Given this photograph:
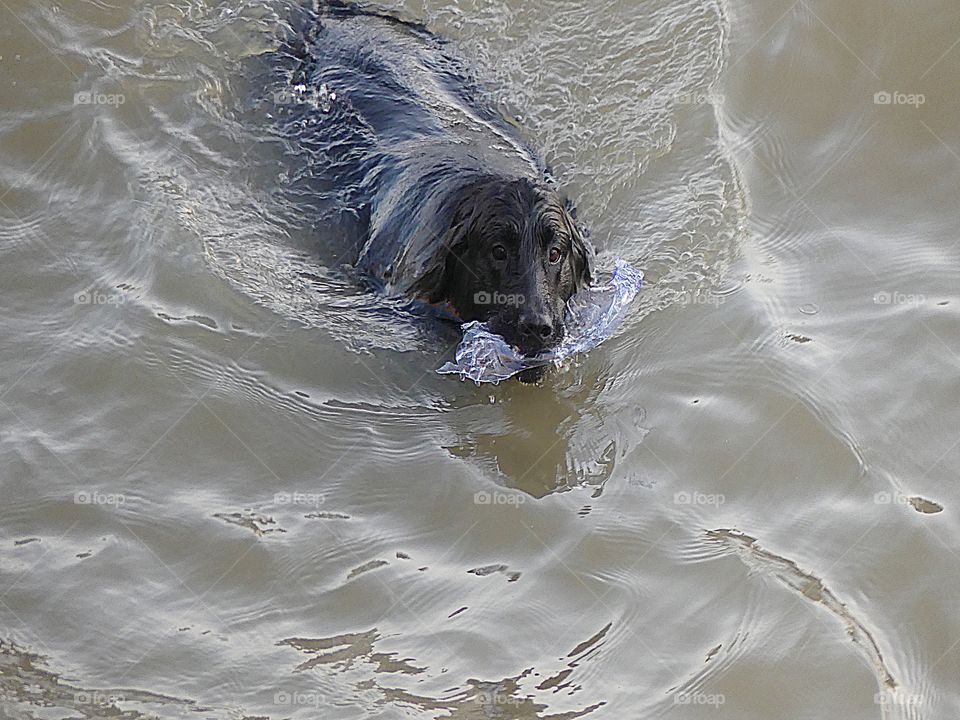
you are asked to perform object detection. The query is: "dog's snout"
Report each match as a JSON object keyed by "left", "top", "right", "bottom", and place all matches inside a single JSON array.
[{"left": 519, "top": 313, "right": 555, "bottom": 342}]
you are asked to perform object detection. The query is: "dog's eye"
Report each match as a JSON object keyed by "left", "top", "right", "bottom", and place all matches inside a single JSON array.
[
  {"left": 548, "top": 246, "right": 564, "bottom": 264},
  {"left": 491, "top": 244, "right": 507, "bottom": 261}
]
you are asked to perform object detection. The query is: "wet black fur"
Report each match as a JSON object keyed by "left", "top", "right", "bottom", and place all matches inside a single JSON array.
[{"left": 279, "top": 1, "right": 593, "bottom": 375}]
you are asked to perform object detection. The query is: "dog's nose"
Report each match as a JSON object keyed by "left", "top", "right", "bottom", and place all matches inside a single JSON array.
[{"left": 519, "top": 314, "right": 554, "bottom": 342}]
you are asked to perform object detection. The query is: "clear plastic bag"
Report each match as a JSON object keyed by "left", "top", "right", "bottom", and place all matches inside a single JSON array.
[{"left": 437, "top": 258, "right": 644, "bottom": 384}]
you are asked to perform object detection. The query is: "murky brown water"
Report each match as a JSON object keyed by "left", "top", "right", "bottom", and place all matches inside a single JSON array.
[{"left": 2, "top": 0, "right": 959, "bottom": 718}]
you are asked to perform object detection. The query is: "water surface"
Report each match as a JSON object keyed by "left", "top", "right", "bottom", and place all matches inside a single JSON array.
[{"left": 1, "top": 0, "right": 959, "bottom": 718}]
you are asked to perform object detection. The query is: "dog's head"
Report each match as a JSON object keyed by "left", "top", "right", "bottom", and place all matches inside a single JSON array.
[{"left": 415, "top": 177, "right": 592, "bottom": 370}]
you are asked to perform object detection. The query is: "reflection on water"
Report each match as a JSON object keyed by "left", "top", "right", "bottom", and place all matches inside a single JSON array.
[
  {"left": 2, "top": 0, "right": 960, "bottom": 718},
  {"left": 707, "top": 528, "right": 897, "bottom": 691},
  {"left": 278, "top": 623, "right": 612, "bottom": 717},
  {"left": 447, "top": 382, "right": 650, "bottom": 498},
  {"left": 0, "top": 640, "right": 196, "bottom": 719}
]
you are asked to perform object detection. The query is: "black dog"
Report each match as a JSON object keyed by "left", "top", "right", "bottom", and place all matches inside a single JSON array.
[{"left": 280, "top": 2, "right": 592, "bottom": 378}]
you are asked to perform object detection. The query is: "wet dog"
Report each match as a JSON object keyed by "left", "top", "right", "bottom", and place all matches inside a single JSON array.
[{"left": 280, "top": 2, "right": 592, "bottom": 380}]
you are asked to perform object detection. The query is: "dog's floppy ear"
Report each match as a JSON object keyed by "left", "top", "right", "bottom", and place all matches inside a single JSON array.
[
  {"left": 378, "top": 176, "right": 479, "bottom": 301},
  {"left": 410, "top": 217, "right": 470, "bottom": 303},
  {"left": 562, "top": 198, "right": 593, "bottom": 290},
  {"left": 410, "top": 177, "right": 501, "bottom": 302}
]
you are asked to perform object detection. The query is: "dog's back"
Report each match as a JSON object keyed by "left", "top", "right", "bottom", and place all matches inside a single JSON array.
[{"left": 277, "top": 2, "right": 547, "bottom": 292}]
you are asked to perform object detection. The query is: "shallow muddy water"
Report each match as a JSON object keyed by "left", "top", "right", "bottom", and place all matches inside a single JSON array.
[{"left": 2, "top": 0, "right": 960, "bottom": 718}]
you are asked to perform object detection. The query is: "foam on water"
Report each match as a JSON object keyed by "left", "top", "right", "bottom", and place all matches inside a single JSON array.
[{"left": 438, "top": 259, "right": 644, "bottom": 383}]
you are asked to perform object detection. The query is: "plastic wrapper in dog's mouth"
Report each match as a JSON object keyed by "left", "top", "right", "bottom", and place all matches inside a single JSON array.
[{"left": 437, "top": 259, "right": 644, "bottom": 384}]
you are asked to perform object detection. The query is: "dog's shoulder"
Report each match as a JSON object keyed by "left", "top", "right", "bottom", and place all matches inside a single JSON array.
[{"left": 273, "top": 2, "right": 555, "bottom": 297}]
